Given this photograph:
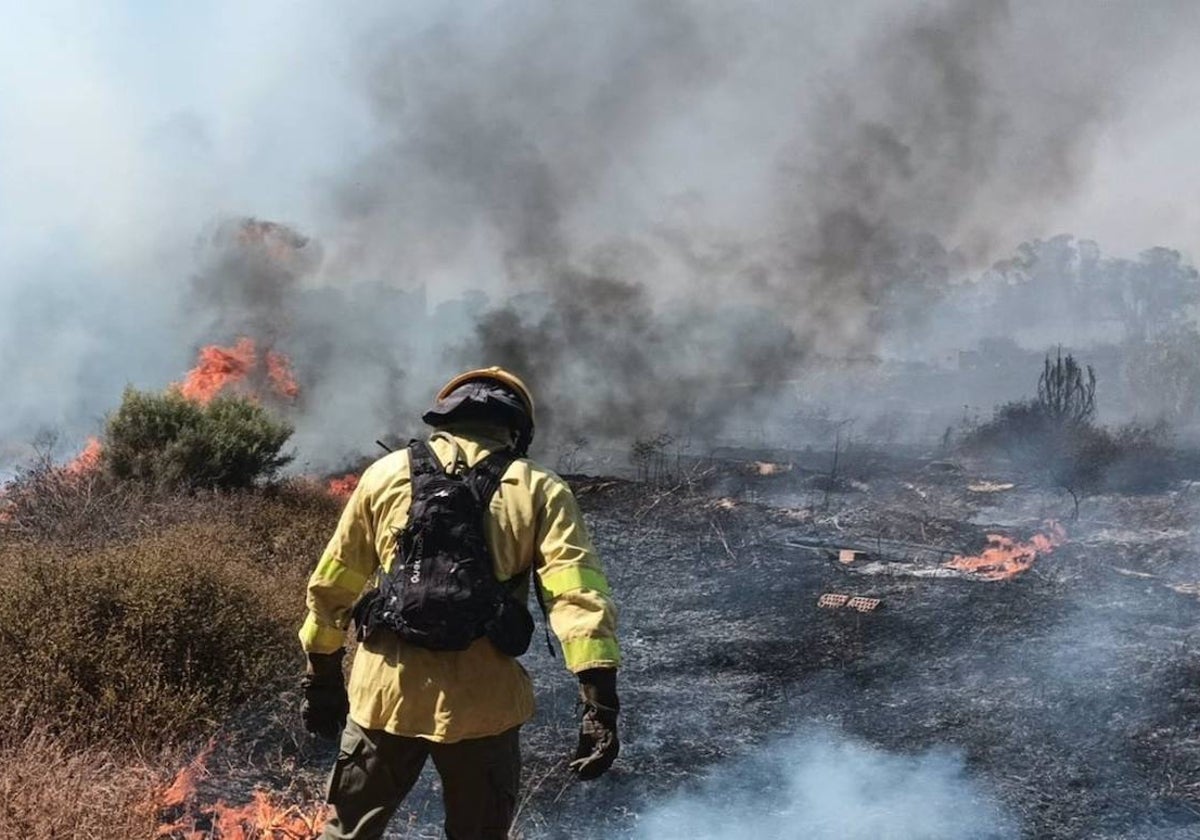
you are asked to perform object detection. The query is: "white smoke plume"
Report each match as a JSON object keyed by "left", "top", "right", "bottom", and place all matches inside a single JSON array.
[{"left": 634, "top": 728, "right": 1017, "bottom": 840}]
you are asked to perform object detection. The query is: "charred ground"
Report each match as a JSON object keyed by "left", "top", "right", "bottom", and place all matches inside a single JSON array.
[{"left": 261, "top": 449, "right": 1200, "bottom": 839}]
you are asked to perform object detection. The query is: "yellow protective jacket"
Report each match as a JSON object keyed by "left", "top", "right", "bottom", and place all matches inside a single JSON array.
[{"left": 299, "top": 427, "right": 620, "bottom": 743}]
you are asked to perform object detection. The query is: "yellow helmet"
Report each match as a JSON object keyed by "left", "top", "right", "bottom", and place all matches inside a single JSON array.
[
  {"left": 434, "top": 366, "right": 535, "bottom": 424},
  {"left": 427, "top": 366, "right": 536, "bottom": 453}
]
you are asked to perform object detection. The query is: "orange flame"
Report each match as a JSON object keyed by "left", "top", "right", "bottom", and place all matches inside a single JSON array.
[
  {"left": 64, "top": 436, "right": 103, "bottom": 477},
  {"left": 177, "top": 339, "right": 299, "bottom": 405},
  {"left": 155, "top": 743, "right": 326, "bottom": 839},
  {"left": 159, "top": 742, "right": 214, "bottom": 811},
  {"left": 945, "top": 521, "right": 1066, "bottom": 580},
  {"left": 265, "top": 351, "right": 300, "bottom": 400},
  {"left": 179, "top": 339, "right": 257, "bottom": 404},
  {"left": 327, "top": 474, "right": 359, "bottom": 500}
]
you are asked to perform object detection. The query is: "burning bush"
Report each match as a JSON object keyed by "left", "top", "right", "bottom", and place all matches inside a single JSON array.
[
  {"left": 0, "top": 435, "right": 136, "bottom": 543},
  {"left": 105, "top": 387, "right": 294, "bottom": 491}
]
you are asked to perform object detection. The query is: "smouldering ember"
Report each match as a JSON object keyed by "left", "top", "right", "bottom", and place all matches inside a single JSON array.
[
  {"left": 945, "top": 521, "right": 1067, "bottom": 581},
  {"left": 158, "top": 742, "right": 214, "bottom": 812},
  {"left": 177, "top": 338, "right": 299, "bottom": 405},
  {"left": 155, "top": 743, "right": 326, "bottom": 839}
]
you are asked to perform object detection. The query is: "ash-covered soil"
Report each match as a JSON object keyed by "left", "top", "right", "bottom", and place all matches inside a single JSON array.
[{"left": 231, "top": 453, "right": 1200, "bottom": 839}]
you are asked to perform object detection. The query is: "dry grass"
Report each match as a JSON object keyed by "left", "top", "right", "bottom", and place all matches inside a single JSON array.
[
  {"left": 0, "top": 471, "right": 345, "bottom": 837},
  {"left": 0, "top": 470, "right": 339, "bottom": 746},
  {"left": 1, "top": 459, "right": 337, "bottom": 553},
  {"left": 0, "top": 729, "right": 172, "bottom": 839}
]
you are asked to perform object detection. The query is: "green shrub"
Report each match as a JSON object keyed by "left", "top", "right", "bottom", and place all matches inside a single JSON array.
[{"left": 104, "top": 388, "right": 293, "bottom": 490}]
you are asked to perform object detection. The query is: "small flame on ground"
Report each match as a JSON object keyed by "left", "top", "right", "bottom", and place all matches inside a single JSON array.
[
  {"left": 327, "top": 474, "right": 359, "bottom": 500},
  {"left": 64, "top": 436, "right": 103, "bottom": 477},
  {"left": 945, "top": 521, "right": 1066, "bottom": 580},
  {"left": 159, "top": 742, "right": 214, "bottom": 811},
  {"left": 155, "top": 742, "right": 326, "bottom": 839},
  {"left": 177, "top": 338, "right": 299, "bottom": 405}
]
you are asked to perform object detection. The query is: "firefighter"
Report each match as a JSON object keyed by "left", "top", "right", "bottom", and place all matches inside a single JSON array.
[{"left": 299, "top": 367, "right": 621, "bottom": 840}]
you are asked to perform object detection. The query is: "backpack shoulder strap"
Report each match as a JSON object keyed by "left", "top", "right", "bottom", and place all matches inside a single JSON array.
[
  {"left": 407, "top": 439, "right": 442, "bottom": 478},
  {"left": 469, "top": 449, "right": 557, "bottom": 657},
  {"left": 467, "top": 448, "right": 518, "bottom": 505}
]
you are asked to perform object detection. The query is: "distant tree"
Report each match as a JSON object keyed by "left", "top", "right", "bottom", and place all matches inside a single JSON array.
[
  {"left": 1122, "top": 326, "right": 1200, "bottom": 425},
  {"left": 987, "top": 235, "right": 1085, "bottom": 328},
  {"left": 630, "top": 432, "right": 675, "bottom": 485},
  {"left": 981, "top": 237, "right": 1200, "bottom": 344}
]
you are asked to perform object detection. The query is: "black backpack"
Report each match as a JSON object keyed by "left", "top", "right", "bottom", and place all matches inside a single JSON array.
[{"left": 352, "top": 440, "right": 537, "bottom": 656}]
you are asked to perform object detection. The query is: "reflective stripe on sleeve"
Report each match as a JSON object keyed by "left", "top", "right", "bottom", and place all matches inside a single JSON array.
[
  {"left": 539, "top": 566, "right": 611, "bottom": 599},
  {"left": 311, "top": 553, "right": 371, "bottom": 593},
  {"left": 561, "top": 635, "right": 621, "bottom": 671},
  {"left": 298, "top": 613, "right": 347, "bottom": 653}
]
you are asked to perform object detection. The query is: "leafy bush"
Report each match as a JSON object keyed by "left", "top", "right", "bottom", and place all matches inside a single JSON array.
[{"left": 105, "top": 388, "right": 293, "bottom": 490}]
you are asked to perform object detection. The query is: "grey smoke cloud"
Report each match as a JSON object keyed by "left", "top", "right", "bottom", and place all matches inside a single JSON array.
[
  {"left": 3, "top": 0, "right": 1200, "bottom": 460},
  {"left": 190, "top": 218, "right": 321, "bottom": 346},
  {"left": 326, "top": 0, "right": 1200, "bottom": 447}
]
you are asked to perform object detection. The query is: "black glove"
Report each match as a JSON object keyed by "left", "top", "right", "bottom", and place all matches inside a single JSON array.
[
  {"left": 301, "top": 649, "right": 349, "bottom": 739},
  {"left": 569, "top": 668, "right": 619, "bottom": 780}
]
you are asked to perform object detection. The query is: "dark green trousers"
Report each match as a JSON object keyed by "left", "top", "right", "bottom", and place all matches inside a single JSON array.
[{"left": 321, "top": 719, "right": 521, "bottom": 840}]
